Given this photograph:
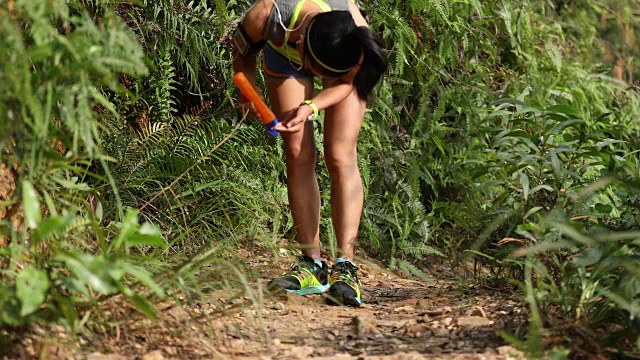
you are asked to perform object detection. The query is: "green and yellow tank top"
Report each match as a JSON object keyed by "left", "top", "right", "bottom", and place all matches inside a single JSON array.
[{"left": 264, "top": 0, "right": 350, "bottom": 64}]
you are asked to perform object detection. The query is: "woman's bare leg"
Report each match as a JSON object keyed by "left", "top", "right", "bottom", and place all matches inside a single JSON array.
[
  {"left": 265, "top": 76, "right": 321, "bottom": 260},
  {"left": 323, "top": 88, "right": 366, "bottom": 262}
]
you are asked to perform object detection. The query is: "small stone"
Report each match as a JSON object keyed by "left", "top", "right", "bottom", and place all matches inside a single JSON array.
[
  {"left": 287, "top": 293, "right": 309, "bottom": 305},
  {"left": 142, "top": 350, "right": 165, "bottom": 360},
  {"left": 404, "top": 324, "right": 429, "bottom": 335},
  {"left": 396, "top": 298, "right": 419, "bottom": 307},
  {"left": 497, "top": 345, "right": 525, "bottom": 359},
  {"left": 432, "top": 327, "right": 449, "bottom": 337},
  {"left": 87, "top": 353, "right": 126, "bottom": 360},
  {"left": 283, "top": 346, "right": 314, "bottom": 358},
  {"left": 458, "top": 316, "right": 492, "bottom": 327},
  {"left": 354, "top": 316, "right": 379, "bottom": 336}
]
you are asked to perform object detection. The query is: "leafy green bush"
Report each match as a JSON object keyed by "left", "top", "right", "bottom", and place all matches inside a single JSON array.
[
  {"left": 470, "top": 94, "right": 640, "bottom": 350},
  {"left": 0, "top": 204, "right": 166, "bottom": 328},
  {"left": 359, "top": 0, "right": 640, "bottom": 350},
  {"left": 0, "top": 0, "right": 167, "bottom": 329}
]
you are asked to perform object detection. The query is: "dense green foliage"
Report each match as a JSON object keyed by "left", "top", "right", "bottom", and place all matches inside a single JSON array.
[{"left": 1, "top": 0, "right": 639, "bottom": 355}]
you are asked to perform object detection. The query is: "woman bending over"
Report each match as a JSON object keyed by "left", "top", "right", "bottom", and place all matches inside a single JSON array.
[{"left": 232, "top": 0, "right": 386, "bottom": 306}]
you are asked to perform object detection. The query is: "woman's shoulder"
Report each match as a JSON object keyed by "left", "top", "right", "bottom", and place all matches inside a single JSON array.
[
  {"left": 243, "top": 0, "right": 277, "bottom": 25},
  {"left": 241, "top": 0, "right": 280, "bottom": 41}
]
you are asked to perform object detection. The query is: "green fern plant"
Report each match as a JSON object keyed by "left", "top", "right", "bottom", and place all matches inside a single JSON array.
[
  {"left": 106, "top": 101, "right": 288, "bottom": 251},
  {"left": 362, "top": 170, "right": 444, "bottom": 276},
  {"left": 127, "top": 0, "right": 236, "bottom": 95},
  {"left": 151, "top": 50, "right": 179, "bottom": 121}
]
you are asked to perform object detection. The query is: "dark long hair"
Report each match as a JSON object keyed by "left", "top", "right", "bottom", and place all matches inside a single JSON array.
[{"left": 306, "top": 11, "right": 387, "bottom": 102}]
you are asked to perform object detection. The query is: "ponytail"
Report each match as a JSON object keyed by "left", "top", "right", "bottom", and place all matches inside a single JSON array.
[{"left": 350, "top": 27, "right": 387, "bottom": 102}]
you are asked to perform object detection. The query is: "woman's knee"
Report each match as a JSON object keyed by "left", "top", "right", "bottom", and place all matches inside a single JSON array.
[
  {"left": 284, "top": 142, "right": 317, "bottom": 169},
  {"left": 325, "top": 148, "right": 358, "bottom": 176}
]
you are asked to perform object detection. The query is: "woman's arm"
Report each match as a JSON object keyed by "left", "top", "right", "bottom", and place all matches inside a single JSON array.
[
  {"left": 232, "top": 0, "right": 273, "bottom": 117},
  {"left": 273, "top": 80, "right": 357, "bottom": 132},
  {"left": 232, "top": 0, "right": 273, "bottom": 84},
  {"left": 309, "top": 80, "right": 355, "bottom": 111}
]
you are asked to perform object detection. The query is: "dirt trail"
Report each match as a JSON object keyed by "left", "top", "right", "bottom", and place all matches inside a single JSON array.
[{"left": 10, "top": 252, "right": 529, "bottom": 360}]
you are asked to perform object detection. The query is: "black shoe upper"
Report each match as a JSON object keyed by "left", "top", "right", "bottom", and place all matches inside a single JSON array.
[
  {"left": 327, "top": 261, "right": 361, "bottom": 307},
  {"left": 267, "top": 255, "right": 328, "bottom": 292}
]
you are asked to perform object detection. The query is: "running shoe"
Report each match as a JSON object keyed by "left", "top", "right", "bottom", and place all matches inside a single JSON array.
[
  {"left": 267, "top": 256, "right": 329, "bottom": 296},
  {"left": 326, "top": 261, "right": 362, "bottom": 307}
]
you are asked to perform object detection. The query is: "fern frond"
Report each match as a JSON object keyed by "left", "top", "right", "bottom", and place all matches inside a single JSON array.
[
  {"left": 151, "top": 50, "right": 178, "bottom": 121},
  {"left": 430, "top": 0, "right": 451, "bottom": 24},
  {"left": 139, "top": 0, "right": 232, "bottom": 92},
  {"left": 400, "top": 243, "right": 443, "bottom": 257},
  {"left": 396, "top": 259, "right": 432, "bottom": 281},
  {"left": 124, "top": 122, "right": 169, "bottom": 163},
  {"left": 469, "top": 0, "right": 484, "bottom": 18}
]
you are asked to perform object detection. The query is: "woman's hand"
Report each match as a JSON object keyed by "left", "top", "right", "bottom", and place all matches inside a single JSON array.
[{"left": 273, "top": 105, "right": 314, "bottom": 133}]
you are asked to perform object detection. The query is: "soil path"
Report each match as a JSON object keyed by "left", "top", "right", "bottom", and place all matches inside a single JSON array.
[{"left": 14, "top": 252, "right": 529, "bottom": 360}]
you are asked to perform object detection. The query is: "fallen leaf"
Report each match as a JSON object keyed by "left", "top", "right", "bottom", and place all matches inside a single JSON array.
[
  {"left": 470, "top": 306, "right": 487, "bottom": 317},
  {"left": 442, "top": 317, "right": 453, "bottom": 326},
  {"left": 394, "top": 305, "right": 415, "bottom": 313}
]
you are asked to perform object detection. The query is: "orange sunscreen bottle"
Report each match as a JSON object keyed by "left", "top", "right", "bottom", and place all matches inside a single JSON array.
[{"left": 232, "top": 72, "right": 279, "bottom": 137}]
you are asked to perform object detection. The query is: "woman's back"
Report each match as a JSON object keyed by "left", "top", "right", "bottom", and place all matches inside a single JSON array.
[{"left": 263, "top": 0, "right": 350, "bottom": 42}]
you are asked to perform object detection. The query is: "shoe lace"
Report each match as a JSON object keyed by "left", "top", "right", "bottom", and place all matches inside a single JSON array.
[
  {"left": 285, "top": 256, "right": 318, "bottom": 277},
  {"left": 331, "top": 261, "right": 359, "bottom": 283}
]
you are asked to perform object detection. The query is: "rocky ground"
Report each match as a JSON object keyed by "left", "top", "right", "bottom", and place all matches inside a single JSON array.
[{"left": 3, "top": 248, "right": 537, "bottom": 360}]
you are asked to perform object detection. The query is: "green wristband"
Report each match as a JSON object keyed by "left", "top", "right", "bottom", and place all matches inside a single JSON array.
[{"left": 301, "top": 100, "right": 319, "bottom": 119}]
